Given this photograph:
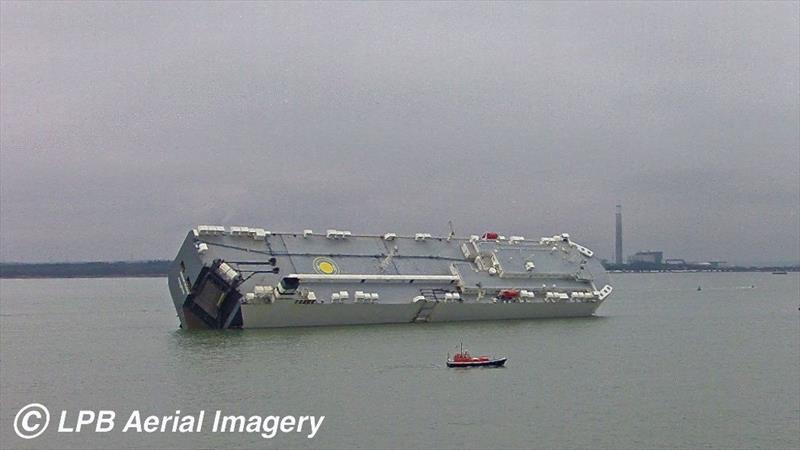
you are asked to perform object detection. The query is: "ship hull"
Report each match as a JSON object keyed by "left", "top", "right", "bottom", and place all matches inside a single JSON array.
[
  {"left": 240, "top": 303, "right": 421, "bottom": 328},
  {"left": 168, "top": 226, "right": 613, "bottom": 329},
  {"left": 236, "top": 301, "right": 601, "bottom": 328}
]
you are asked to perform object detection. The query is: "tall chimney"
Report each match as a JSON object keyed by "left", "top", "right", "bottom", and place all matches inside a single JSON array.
[{"left": 615, "top": 204, "right": 623, "bottom": 265}]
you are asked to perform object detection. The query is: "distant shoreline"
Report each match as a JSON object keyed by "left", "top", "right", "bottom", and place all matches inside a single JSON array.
[
  {"left": 1, "top": 260, "right": 797, "bottom": 279},
  {"left": 0, "top": 261, "right": 170, "bottom": 279},
  {"left": 2, "top": 274, "right": 167, "bottom": 279},
  {"left": 607, "top": 268, "right": 799, "bottom": 274},
  {"left": 603, "top": 263, "right": 799, "bottom": 273}
]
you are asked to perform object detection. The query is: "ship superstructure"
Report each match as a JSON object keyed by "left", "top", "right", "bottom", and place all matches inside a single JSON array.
[{"left": 167, "top": 226, "right": 612, "bottom": 329}]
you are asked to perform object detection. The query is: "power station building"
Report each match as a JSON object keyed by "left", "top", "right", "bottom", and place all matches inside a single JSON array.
[{"left": 628, "top": 251, "right": 664, "bottom": 265}]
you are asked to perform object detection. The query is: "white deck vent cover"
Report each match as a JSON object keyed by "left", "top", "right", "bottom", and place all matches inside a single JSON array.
[
  {"left": 598, "top": 285, "right": 613, "bottom": 300},
  {"left": 198, "top": 225, "right": 225, "bottom": 236}
]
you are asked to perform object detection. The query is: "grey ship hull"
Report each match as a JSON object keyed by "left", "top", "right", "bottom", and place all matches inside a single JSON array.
[
  {"left": 236, "top": 301, "right": 600, "bottom": 328},
  {"left": 168, "top": 226, "right": 612, "bottom": 329}
]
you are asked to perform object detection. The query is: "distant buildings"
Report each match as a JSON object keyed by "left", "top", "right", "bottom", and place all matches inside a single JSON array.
[
  {"left": 602, "top": 207, "right": 781, "bottom": 271},
  {"left": 704, "top": 260, "right": 728, "bottom": 268},
  {"left": 615, "top": 205, "right": 623, "bottom": 265},
  {"left": 665, "top": 258, "right": 686, "bottom": 265},
  {"left": 628, "top": 251, "right": 663, "bottom": 265},
  {"left": 609, "top": 206, "right": 724, "bottom": 269}
]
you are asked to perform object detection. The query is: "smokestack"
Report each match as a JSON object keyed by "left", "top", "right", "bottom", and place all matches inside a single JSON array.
[{"left": 615, "top": 205, "right": 623, "bottom": 265}]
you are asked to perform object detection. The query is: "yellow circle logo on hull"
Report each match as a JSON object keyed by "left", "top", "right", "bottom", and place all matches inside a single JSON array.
[{"left": 313, "top": 257, "right": 339, "bottom": 274}]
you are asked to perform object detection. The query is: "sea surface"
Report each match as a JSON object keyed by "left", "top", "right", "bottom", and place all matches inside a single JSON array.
[{"left": 1, "top": 273, "right": 798, "bottom": 449}]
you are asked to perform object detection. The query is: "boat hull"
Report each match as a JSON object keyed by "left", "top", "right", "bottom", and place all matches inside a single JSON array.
[
  {"left": 428, "top": 302, "right": 599, "bottom": 322},
  {"left": 447, "top": 358, "right": 507, "bottom": 368},
  {"left": 240, "top": 303, "right": 421, "bottom": 328},
  {"left": 168, "top": 227, "right": 613, "bottom": 329},
  {"left": 236, "top": 301, "right": 601, "bottom": 328}
]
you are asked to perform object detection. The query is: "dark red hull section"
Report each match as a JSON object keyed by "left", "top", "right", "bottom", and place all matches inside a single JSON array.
[{"left": 446, "top": 358, "right": 507, "bottom": 368}]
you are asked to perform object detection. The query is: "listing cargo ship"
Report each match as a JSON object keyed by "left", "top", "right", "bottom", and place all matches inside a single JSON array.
[{"left": 167, "top": 226, "right": 613, "bottom": 329}]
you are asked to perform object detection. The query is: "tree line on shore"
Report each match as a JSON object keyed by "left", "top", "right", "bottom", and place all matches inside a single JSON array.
[
  {"left": 0, "top": 260, "right": 170, "bottom": 278},
  {"left": 1, "top": 260, "right": 797, "bottom": 278}
]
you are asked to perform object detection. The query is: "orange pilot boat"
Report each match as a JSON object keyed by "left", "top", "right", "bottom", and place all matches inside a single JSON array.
[{"left": 446, "top": 343, "right": 507, "bottom": 368}]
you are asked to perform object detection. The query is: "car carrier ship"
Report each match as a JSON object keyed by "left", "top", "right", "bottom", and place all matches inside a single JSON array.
[{"left": 167, "top": 226, "right": 613, "bottom": 329}]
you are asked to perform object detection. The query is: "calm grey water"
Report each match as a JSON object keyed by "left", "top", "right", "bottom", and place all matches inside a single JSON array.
[{"left": 1, "top": 273, "right": 798, "bottom": 449}]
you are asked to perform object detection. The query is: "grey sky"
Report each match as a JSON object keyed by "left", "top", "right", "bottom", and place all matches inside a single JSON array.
[{"left": 1, "top": 1, "right": 798, "bottom": 264}]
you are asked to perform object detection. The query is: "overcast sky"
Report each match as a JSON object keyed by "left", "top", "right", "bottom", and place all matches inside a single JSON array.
[{"left": 1, "top": 1, "right": 798, "bottom": 264}]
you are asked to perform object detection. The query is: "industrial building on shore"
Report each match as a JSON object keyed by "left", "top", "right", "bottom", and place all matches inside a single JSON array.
[{"left": 606, "top": 206, "right": 750, "bottom": 271}]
